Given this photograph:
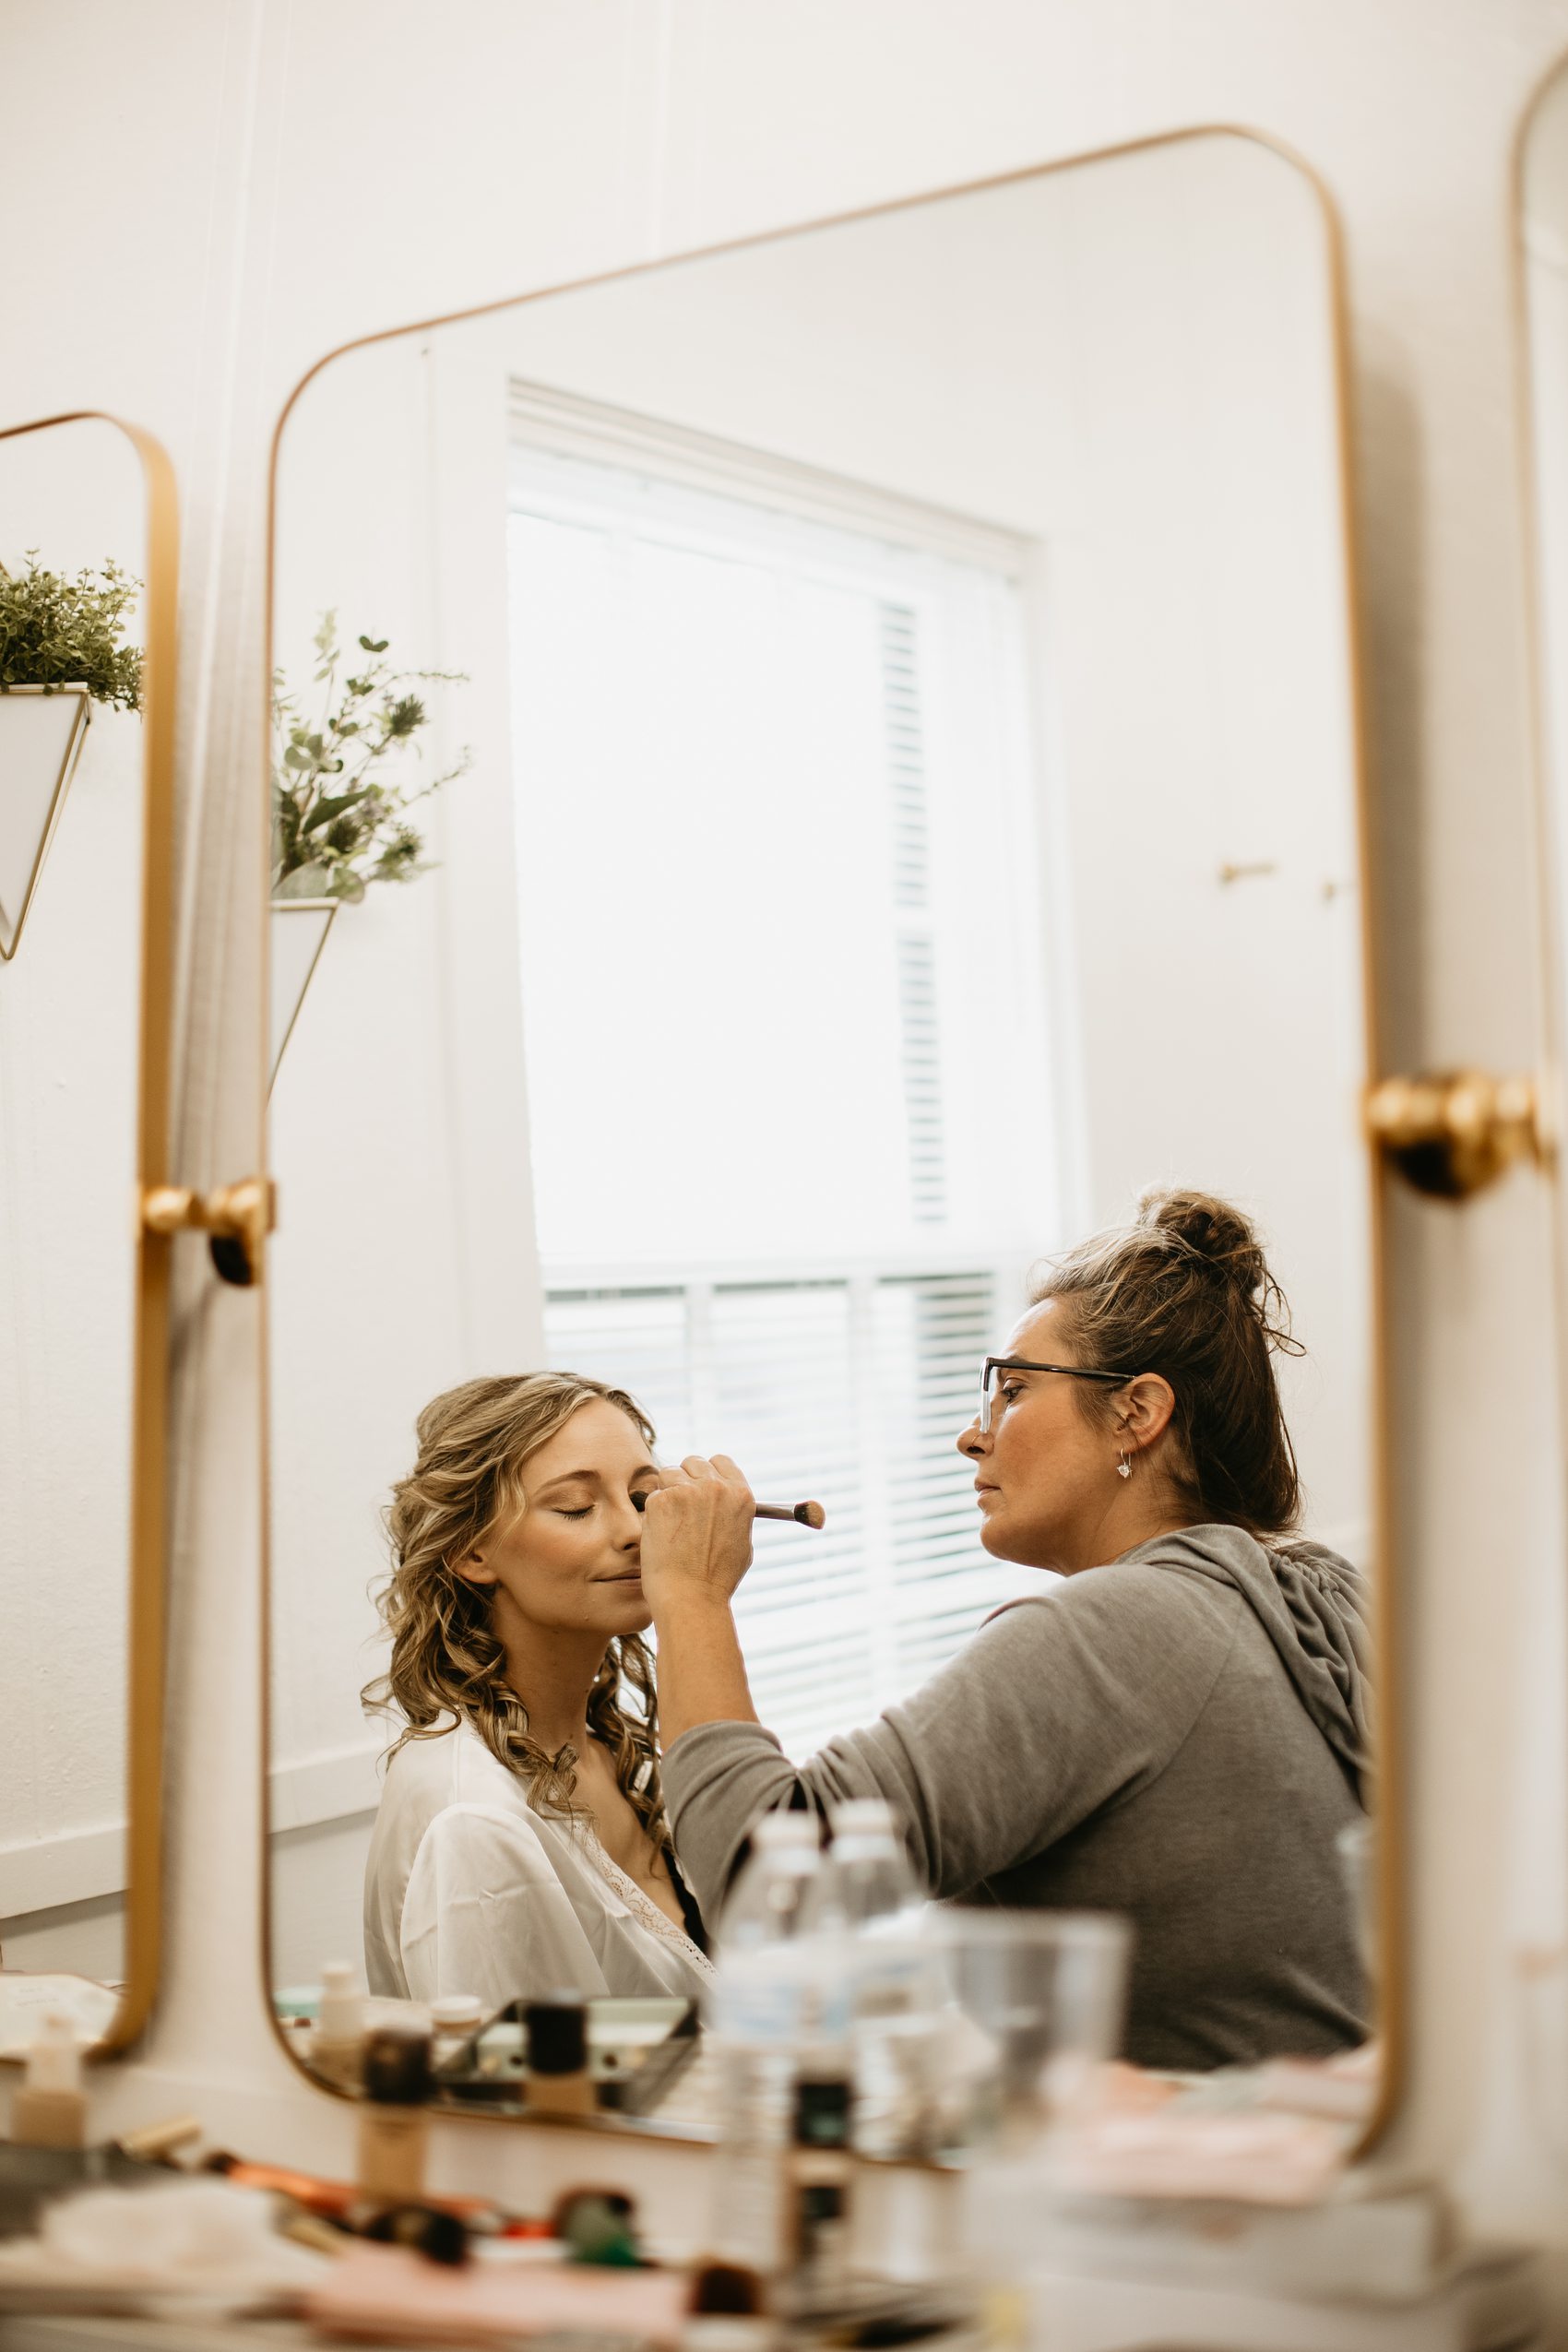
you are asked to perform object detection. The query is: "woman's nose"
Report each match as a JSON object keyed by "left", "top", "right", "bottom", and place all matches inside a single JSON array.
[{"left": 956, "top": 1417, "right": 988, "bottom": 1460}]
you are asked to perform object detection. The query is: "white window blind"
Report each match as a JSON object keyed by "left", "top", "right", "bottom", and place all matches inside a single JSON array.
[
  {"left": 508, "top": 405, "right": 1058, "bottom": 1758},
  {"left": 542, "top": 1269, "right": 1043, "bottom": 1758}
]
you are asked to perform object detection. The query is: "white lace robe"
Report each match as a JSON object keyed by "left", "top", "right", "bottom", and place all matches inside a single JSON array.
[{"left": 362, "top": 1718, "right": 714, "bottom": 2008}]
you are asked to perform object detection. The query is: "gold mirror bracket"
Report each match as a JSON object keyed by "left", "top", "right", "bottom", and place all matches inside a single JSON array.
[
  {"left": 141, "top": 1178, "right": 276, "bottom": 1288},
  {"left": 1366, "top": 1071, "right": 1552, "bottom": 1200}
]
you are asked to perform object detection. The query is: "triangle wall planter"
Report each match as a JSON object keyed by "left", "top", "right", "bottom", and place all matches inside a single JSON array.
[
  {"left": 0, "top": 685, "right": 93, "bottom": 960},
  {"left": 268, "top": 897, "right": 339, "bottom": 1092}
]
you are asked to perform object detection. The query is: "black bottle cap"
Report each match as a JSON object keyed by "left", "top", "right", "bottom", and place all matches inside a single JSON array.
[
  {"left": 362, "top": 2023, "right": 434, "bottom": 2107},
  {"left": 689, "top": 2262, "right": 766, "bottom": 2316},
  {"left": 524, "top": 1994, "right": 588, "bottom": 2077}
]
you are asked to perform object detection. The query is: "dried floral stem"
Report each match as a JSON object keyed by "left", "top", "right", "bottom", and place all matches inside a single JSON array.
[{"left": 271, "top": 610, "right": 471, "bottom": 903}]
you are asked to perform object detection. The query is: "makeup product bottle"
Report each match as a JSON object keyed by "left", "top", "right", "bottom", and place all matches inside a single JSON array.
[
  {"left": 523, "top": 1994, "right": 595, "bottom": 2118},
  {"left": 552, "top": 2188, "right": 644, "bottom": 2266},
  {"left": 684, "top": 2260, "right": 776, "bottom": 2352},
  {"left": 707, "top": 1813, "right": 828, "bottom": 2275},
  {"left": 430, "top": 1993, "right": 484, "bottom": 2071},
  {"left": 312, "top": 1961, "right": 368, "bottom": 2093},
  {"left": 10, "top": 2012, "right": 87, "bottom": 2150},
  {"left": 357, "top": 2022, "right": 434, "bottom": 2202}
]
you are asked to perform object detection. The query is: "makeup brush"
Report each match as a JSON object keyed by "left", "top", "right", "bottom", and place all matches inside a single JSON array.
[{"left": 630, "top": 1489, "right": 826, "bottom": 1529}]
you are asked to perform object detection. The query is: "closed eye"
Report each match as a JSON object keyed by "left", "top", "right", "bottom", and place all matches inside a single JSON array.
[{"left": 555, "top": 1504, "right": 594, "bottom": 1521}]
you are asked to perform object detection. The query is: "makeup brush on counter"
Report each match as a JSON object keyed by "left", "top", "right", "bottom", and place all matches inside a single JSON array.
[{"left": 630, "top": 1489, "right": 826, "bottom": 1529}]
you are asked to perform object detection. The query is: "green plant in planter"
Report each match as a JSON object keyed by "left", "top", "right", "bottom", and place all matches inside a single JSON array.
[
  {"left": 0, "top": 551, "right": 143, "bottom": 709},
  {"left": 271, "top": 612, "right": 471, "bottom": 903}
]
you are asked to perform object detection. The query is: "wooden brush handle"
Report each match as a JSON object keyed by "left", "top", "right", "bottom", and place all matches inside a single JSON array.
[
  {"left": 630, "top": 1491, "right": 826, "bottom": 1529},
  {"left": 754, "top": 1499, "right": 826, "bottom": 1529}
]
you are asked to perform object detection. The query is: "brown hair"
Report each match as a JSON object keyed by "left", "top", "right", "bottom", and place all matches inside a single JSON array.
[
  {"left": 361, "top": 1372, "right": 671, "bottom": 1856},
  {"left": 1031, "top": 1187, "right": 1303, "bottom": 1538}
]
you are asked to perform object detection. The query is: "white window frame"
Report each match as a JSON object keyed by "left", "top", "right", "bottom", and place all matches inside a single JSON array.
[{"left": 507, "top": 386, "right": 1065, "bottom": 1743}]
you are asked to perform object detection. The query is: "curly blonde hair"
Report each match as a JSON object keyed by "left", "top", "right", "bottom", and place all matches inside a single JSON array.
[{"left": 362, "top": 1372, "right": 671, "bottom": 1856}]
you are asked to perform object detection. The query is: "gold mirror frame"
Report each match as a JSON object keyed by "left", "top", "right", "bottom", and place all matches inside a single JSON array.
[
  {"left": 260, "top": 127, "right": 1398, "bottom": 2151},
  {"left": 0, "top": 410, "right": 178, "bottom": 2058}
]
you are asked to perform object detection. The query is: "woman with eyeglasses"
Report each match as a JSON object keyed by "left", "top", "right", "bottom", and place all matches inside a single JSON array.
[{"left": 637, "top": 1188, "right": 1372, "bottom": 2070}]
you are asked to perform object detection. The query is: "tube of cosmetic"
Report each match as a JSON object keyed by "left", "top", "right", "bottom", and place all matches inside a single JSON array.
[
  {"left": 524, "top": 1995, "right": 596, "bottom": 2119},
  {"left": 205, "top": 2153, "right": 516, "bottom": 2238},
  {"left": 357, "top": 2023, "right": 434, "bottom": 2202},
  {"left": 10, "top": 2012, "right": 87, "bottom": 2151},
  {"left": 112, "top": 2114, "right": 203, "bottom": 2167},
  {"left": 312, "top": 1961, "right": 368, "bottom": 2093}
]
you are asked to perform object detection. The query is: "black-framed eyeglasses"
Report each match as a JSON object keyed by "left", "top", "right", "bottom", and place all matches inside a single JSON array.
[{"left": 977, "top": 1354, "right": 1131, "bottom": 1435}]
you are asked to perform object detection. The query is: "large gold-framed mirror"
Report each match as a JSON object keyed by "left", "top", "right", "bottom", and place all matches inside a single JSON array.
[
  {"left": 263, "top": 129, "right": 1391, "bottom": 2146},
  {"left": 0, "top": 410, "right": 177, "bottom": 2059}
]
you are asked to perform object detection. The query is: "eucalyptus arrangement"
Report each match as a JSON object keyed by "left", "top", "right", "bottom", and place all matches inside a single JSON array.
[
  {"left": 271, "top": 612, "right": 470, "bottom": 903},
  {"left": 0, "top": 552, "right": 143, "bottom": 709}
]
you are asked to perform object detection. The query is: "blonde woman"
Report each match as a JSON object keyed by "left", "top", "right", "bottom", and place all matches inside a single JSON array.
[{"left": 361, "top": 1373, "right": 714, "bottom": 2009}]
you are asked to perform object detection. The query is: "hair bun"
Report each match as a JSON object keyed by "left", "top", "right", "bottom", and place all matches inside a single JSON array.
[{"left": 1135, "top": 1185, "right": 1267, "bottom": 1296}]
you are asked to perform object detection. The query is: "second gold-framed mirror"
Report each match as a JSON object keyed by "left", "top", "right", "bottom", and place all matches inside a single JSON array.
[{"left": 263, "top": 127, "right": 1390, "bottom": 2147}]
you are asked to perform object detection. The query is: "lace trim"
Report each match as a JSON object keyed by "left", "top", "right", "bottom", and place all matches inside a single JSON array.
[{"left": 581, "top": 1828, "right": 717, "bottom": 1981}]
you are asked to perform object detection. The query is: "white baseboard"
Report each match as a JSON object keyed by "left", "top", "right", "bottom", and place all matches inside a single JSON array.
[
  {"left": 0, "top": 1821, "right": 126, "bottom": 1919},
  {"left": 268, "top": 1741, "right": 385, "bottom": 1835},
  {"left": 0, "top": 1743, "right": 386, "bottom": 1921}
]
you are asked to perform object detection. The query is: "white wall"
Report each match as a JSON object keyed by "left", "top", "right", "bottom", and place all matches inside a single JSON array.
[
  {"left": 0, "top": 418, "right": 148, "bottom": 1982},
  {"left": 3, "top": 0, "right": 1568, "bottom": 2280}
]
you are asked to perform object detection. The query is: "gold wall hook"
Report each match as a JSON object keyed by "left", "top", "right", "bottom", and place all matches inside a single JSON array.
[
  {"left": 140, "top": 1178, "right": 276, "bottom": 1287},
  {"left": 1365, "top": 1071, "right": 1549, "bottom": 1200}
]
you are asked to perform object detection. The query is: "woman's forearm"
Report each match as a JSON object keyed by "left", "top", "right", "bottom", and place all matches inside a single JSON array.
[{"left": 653, "top": 1592, "right": 761, "bottom": 1746}]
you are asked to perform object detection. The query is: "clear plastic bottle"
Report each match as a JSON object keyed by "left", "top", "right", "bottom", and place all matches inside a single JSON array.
[
  {"left": 720, "top": 1808, "right": 825, "bottom": 1953},
  {"left": 707, "top": 1812, "right": 843, "bottom": 2275},
  {"left": 814, "top": 1798, "right": 921, "bottom": 1929},
  {"left": 816, "top": 1800, "right": 945, "bottom": 2164}
]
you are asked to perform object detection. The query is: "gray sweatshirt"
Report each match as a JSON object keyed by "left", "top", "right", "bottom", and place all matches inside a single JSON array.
[{"left": 663, "top": 1523, "right": 1372, "bottom": 2071}]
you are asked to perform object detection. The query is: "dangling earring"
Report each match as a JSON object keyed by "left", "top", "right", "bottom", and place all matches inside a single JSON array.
[{"left": 1116, "top": 1451, "right": 1133, "bottom": 1480}]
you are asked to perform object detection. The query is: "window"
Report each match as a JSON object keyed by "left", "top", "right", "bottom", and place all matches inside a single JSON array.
[{"left": 508, "top": 391, "right": 1061, "bottom": 1757}]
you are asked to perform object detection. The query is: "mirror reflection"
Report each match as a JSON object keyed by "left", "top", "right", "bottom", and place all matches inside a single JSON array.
[
  {"left": 0, "top": 416, "right": 149, "bottom": 2050},
  {"left": 267, "top": 134, "right": 1377, "bottom": 2140}
]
